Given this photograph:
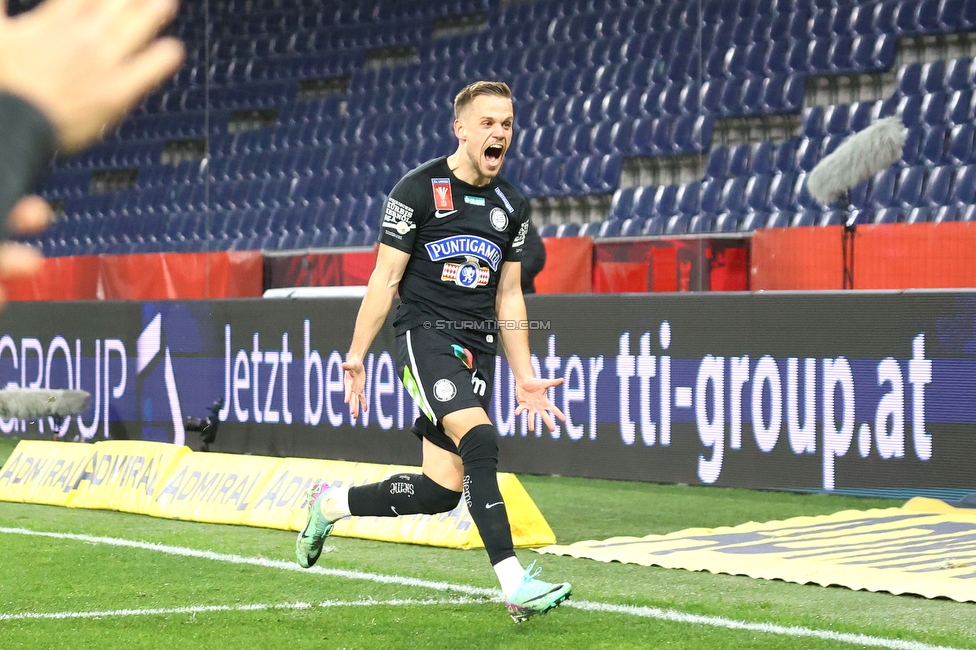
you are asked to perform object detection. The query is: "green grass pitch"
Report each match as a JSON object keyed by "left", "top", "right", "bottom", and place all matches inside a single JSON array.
[{"left": 0, "top": 437, "right": 973, "bottom": 650}]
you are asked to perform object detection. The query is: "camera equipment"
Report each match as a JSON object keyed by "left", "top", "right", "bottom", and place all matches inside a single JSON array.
[{"left": 185, "top": 398, "right": 223, "bottom": 451}]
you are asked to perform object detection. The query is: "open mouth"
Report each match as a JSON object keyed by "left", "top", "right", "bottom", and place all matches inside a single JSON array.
[{"left": 484, "top": 143, "right": 504, "bottom": 166}]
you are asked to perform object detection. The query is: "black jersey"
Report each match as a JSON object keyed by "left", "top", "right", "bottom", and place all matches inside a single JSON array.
[{"left": 379, "top": 157, "right": 530, "bottom": 353}]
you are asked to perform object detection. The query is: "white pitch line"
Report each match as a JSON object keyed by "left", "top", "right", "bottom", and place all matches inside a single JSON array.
[
  {"left": 0, "top": 597, "right": 485, "bottom": 622},
  {"left": 0, "top": 527, "right": 965, "bottom": 650},
  {"left": 564, "top": 601, "right": 963, "bottom": 650}
]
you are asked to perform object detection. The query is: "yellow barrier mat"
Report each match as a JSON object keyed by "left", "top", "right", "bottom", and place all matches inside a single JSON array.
[
  {"left": 0, "top": 440, "right": 555, "bottom": 549},
  {"left": 537, "top": 498, "right": 976, "bottom": 602}
]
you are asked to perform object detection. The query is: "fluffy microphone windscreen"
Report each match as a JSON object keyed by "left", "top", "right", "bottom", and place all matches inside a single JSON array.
[
  {"left": 0, "top": 389, "right": 91, "bottom": 420},
  {"left": 807, "top": 116, "right": 906, "bottom": 205}
]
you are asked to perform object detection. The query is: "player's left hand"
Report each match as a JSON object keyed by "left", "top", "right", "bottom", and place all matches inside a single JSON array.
[
  {"left": 515, "top": 377, "right": 566, "bottom": 432},
  {"left": 342, "top": 355, "right": 368, "bottom": 417}
]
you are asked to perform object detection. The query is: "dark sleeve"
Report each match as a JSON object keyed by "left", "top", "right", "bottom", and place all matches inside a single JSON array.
[
  {"left": 0, "top": 93, "right": 57, "bottom": 238},
  {"left": 505, "top": 198, "right": 530, "bottom": 262},
  {"left": 520, "top": 221, "right": 546, "bottom": 293},
  {"left": 378, "top": 174, "right": 428, "bottom": 253}
]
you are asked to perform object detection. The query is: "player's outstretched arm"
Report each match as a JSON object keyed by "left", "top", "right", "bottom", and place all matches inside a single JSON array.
[
  {"left": 0, "top": 0, "right": 185, "bottom": 153},
  {"left": 495, "top": 260, "right": 565, "bottom": 432},
  {"left": 343, "top": 243, "right": 410, "bottom": 417}
]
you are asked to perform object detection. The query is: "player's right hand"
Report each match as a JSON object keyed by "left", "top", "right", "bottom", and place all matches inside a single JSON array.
[{"left": 342, "top": 356, "right": 368, "bottom": 417}]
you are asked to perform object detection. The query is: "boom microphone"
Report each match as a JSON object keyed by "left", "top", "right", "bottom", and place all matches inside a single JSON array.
[
  {"left": 807, "top": 116, "right": 907, "bottom": 206},
  {"left": 0, "top": 388, "right": 91, "bottom": 420}
]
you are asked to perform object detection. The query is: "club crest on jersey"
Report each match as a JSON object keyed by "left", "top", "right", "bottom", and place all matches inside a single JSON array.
[
  {"left": 431, "top": 178, "right": 454, "bottom": 211},
  {"left": 425, "top": 235, "right": 502, "bottom": 271},
  {"left": 489, "top": 207, "right": 508, "bottom": 231},
  {"left": 442, "top": 256, "right": 490, "bottom": 288}
]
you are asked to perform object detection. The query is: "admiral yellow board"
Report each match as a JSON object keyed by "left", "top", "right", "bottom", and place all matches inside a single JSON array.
[
  {"left": 537, "top": 497, "right": 976, "bottom": 603},
  {"left": 0, "top": 441, "right": 95, "bottom": 506},
  {"left": 149, "top": 452, "right": 279, "bottom": 525},
  {"left": 243, "top": 458, "right": 555, "bottom": 548},
  {"left": 70, "top": 441, "right": 190, "bottom": 514},
  {"left": 0, "top": 440, "right": 555, "bottom": 549}
]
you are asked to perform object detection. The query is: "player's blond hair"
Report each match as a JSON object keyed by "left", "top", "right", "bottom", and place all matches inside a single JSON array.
[{"left": 453, "top": 81, "right": 513, "bottom": 119}]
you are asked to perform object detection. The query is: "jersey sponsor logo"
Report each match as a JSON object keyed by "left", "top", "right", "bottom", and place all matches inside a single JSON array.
[
  {"left": 425, "top": 235, "right": 503, "bottom": 271},
  {"left": 513, "top": 221, "right": 529, "bottom": 248},
  {"left": 434, "top": 209, "right": 458, "bottom": 219},
  {"left": 489, "top": 207, "right": 508, "bottom": 231},
  {"left": 464, "top": 195, "right": 486, "bottom": 206},
  {"left": 494, "top": 187, "right": 515, "bottom": 214},
  {"left": 433, "top": 378, "right": 457, "bottom": 402},
  {"left": 442, "top": 257, "right": 490, "bottom": 288},
  {"left": 431, "top": 178, "right": 454, "bottom": 211}
]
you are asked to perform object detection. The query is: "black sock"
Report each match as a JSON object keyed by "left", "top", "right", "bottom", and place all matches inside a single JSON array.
[
  {"left": 347, "top": 473, "right": 461, "bottom": 517},
  {"left": 458, "top": 423, "right": 515, "bottom": 566}
]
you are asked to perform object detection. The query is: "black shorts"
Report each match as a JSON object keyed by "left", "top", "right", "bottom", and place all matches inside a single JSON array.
[{"left": 395, "top": 327, "right": 496, "bottom": 455}]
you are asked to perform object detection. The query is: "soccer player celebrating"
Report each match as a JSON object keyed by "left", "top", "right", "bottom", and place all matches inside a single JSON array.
[{"left": 295, "top": 81, "right": 572, "bottom": 622}]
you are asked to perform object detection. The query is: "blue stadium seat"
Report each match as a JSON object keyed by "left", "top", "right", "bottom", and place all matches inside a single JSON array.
[
  {"left": 765, "top": 211, "right": 791, "bottom": 229},
  {"left": 947, "top": 89, "right": 974, "bottom": 124},
  {"left": 898, "top": 63, "right": 923, "bottom": 96},
  {"left": 787, "top": 39, "right": 810, "bottom": 73},
  {"left": 746, "top": 175, "right": 772, "bottom": 212},
  {"left": 791, "top": 210, "right": 820, "bottom": 227},
  {"left": 728, "top": 144, "right": 751, "bottom": 177},
  {"left": 712, "top": 212, "right": 739, "bottom": 232},
  {"left": 823, "top": 105, "right": 850, "bottom": 136},
  {"left": 848, "top": 101, "right": 874, "bottom": 132},
  {"left": 675, "top": 181, "right": 701, "bottom": 216},
  {"left": 764, "top": 40, "right": 791, "bottom": 75},
  {"left": 801, "top": 106, "right": 824, "bottom": 138},
  {"left": 607, "top": 188, "right": 635, "bottom": 221},
  {"left": 700, "top": 178, "right": 723, "bottom": 215},
  {"left": 922, "top": 61, "right": 947, "bottom": 93},
  {"left": 921, "top": 92, "right": 947, "bottom": 125},
  {"left": 829, "top": 35, "right": 855, "bottom": 73},
  {"left": 631, "top": 186, "right": 656, "bottom": 220},
  {"left": 738, "top": 211, "right": 767, "bottom": 231},
  {"left": 949, "top": 165, "right": 976, "bottom": 205},
  {"left": 906, "top": 207, "right": 932, "bottom": 224},
  {"left": 641, "top": 216, "right": 665, "bottom": 236},
  {"left": 807, "top": 39, "right": 831, "bottom": 73},
  {"left": 653, "top": 185, "right": 679, "bottom": 217},
  {"left": 664, "top": 214, "right": 690, "bottom": 235},
  {"left": 819, "top": 211, "right": 845, "bottom": 226},
  {"left": 579, "top": 221, "right": 602, "bottom": 238},
  {"left": 619, "top": 217, "right": 643, "bottom": 237},
  {"left": 556, "top": 222, "right": 580, "bottom": 237},
  {"left": 945, "top": 57, "right": 972, "bottom": 91},
  {"left": 559, "top": 155, "right": 587, "bottom": 195},
  {"left": 871, "top": 168, "right": 899, "bottom": 207},
  {"left": 773, "top": 138, "right": 799, "bottom": 173},
  {"left": 609, "top": 118, "right": 635, "bottom": 155},
  {"left": 538, "top": 157, "right": 563, "bottom": 196},
  {"left": 720, "top": 178, "right": 748, "bottom": 213},
  {"left": 705, "top": 145, "right": 729, "bottom": 179},
  {"left": 538, "top": 223, "right": 557, "bottom": 238},
  {"left": 873, "top": 208, "right": 901, "bottom": 224},
  {"left": 949, "top": 124, "right": 976, "bottom": 164},
  {"left": 699, "top": 79, "right": 724, "bottom": 115},
  {"left": 768, "top": 172, "right": 799, "bottom": 211},
  {"left": 894, "top": 167, "right": 926, "bottom": 209},
  {"left": 920, "top": 125, "right": 948, "bottom": 165},
  {"left": 597, "top": 219, "right": 622, "bottom": 238},
  {"left": 933, "top": 205, "right": 959, "bottom": 222},
  {"left": 900, "top": 126, "right": 924, "bottom": 165}
]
